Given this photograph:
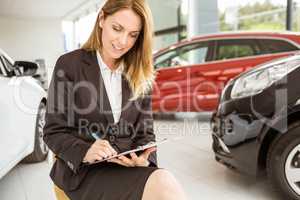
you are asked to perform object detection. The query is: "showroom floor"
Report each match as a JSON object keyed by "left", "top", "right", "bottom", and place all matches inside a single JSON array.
[{"left": 0, "top": 119, "right": 282, "bottom": 200}]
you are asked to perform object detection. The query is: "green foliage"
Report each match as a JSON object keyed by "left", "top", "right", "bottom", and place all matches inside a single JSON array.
[
  {"left": 220, "top": 12, "right": 232, "bottom": 31},
  {"left": 219, "top": 0, "right": 298, "bottom": 31}
]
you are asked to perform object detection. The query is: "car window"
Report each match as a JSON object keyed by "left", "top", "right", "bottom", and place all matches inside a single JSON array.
[
  {"left": 154, "top": 50, "right": 177, "bottom": 68},
  {"left": 215, "top": 39, "right": 260, "bottom": 60},
  {"left": 258, "top": 39, "right": 299, "bottom": 54},
  {"left": 154, "top": 42, "right": 209, "bottom": 69}
]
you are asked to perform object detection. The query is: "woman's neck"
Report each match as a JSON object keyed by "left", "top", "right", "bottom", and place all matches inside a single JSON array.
[{"left": 99, "top": 50, "right": 118, "bottom": 71}]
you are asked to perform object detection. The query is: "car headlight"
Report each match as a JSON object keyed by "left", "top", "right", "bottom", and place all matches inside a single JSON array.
[{"left": 231, "top": 59, "right": 300, "bottom": 99}]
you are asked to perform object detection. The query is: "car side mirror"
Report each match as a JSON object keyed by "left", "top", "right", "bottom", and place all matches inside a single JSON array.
[{"left": 13, "top": 61, "right": 38, "bottom": 76}]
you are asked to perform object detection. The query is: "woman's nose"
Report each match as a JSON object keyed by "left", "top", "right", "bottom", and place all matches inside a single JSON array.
[{"left": 119, "top": 34, "right": 128, "bottom": 47}]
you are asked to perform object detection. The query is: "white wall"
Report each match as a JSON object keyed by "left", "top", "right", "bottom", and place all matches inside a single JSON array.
[
  {"left": 148, "top": 0, "right": 180, "bottom": 50},
  {"left": 0, "top": 17, "right": 64, "bottom": 69},
  {"left": 188, "top": 0, "right": 219, "bottom": 38},
  {"left": 148, "top": 0, "right": 179, "bottom": 31}
]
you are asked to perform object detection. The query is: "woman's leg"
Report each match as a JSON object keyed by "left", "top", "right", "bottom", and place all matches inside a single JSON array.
[{"left": 142, "top": 169, "right": 187, "bottom": 200}]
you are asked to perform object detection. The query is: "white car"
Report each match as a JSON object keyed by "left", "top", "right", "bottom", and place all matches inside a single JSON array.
[{"left": 0, "top": 49, "right": 48, "bottom": 179}]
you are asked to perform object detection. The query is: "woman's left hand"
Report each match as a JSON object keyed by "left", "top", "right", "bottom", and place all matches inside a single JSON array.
[{"left": 107, "top": 147, "right": 156, "bottom": 167}]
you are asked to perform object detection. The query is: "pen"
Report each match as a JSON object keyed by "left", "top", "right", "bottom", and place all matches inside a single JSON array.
[{"left": 91, "top": 132, "right": 101, "bottom": 140}]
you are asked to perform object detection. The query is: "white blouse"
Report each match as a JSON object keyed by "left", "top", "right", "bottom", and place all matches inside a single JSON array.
[{"left": 96, "top": 51, "right": 122, "bottom": 123}]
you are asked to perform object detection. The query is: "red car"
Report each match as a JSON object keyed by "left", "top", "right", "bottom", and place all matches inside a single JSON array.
[{"left": 152, "top": 31, "right": 300, "bottom": 112}]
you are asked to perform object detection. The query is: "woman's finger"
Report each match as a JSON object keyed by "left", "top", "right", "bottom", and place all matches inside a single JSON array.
[
  {"left": 93, "top": 139, "right": 117, "bottom": 156},
  {"left": 100, "top": 141, "right": 118, "bottom": 156},
  {"left": 140, "top": 147, "right": 156, "bottom": 160},
  {"left": 118, "top": 156, "right": 135, "bottom": 167},
  {"left": 87, "top": 153, "right": 104, "bottom": 163},
  {"left": 91, "top": 148, "right": 108, "bottom": 158},
  {"left": 95, "top": 150, "right": 107, "bottom": 159},
  {"left": 107, "top": 145, "right": 118, "bottom": 155},
  {"left": 130, "top": 152, "right": 138, "bottom": 161},
  {"left": 100, "top": 146, "right": 113, "bottom": 157},
  {"left": 108, "top": 158, "right": 130, "bottom": 167},
  {"left": 93, "top": 154, "right": 104, "bottom": 161}
]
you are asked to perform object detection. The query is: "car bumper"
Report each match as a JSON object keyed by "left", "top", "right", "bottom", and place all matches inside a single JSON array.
[{"left": 211, "top": 106, "right": 265, "bottom": 176}]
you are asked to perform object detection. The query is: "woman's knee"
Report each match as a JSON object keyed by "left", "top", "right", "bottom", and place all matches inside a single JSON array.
[
  {"left": 143, "top": 169, "right": 186, "bottom": 200},
  {"left": 149, "top": 169, "right": 178, "bottom": 188}
]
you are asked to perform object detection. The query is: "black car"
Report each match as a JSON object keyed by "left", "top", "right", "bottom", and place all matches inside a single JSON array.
[{"left": 211, "top": 52, "right": 300, "bottom": 199}]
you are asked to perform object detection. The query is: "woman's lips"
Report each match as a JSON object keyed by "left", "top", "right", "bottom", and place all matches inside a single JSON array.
[{"left": 112, "top": 43, "right": 124, "bottom": 52}]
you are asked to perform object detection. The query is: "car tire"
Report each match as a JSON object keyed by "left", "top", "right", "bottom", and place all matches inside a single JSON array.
[
  {"left": 267, "top": 121, "right": 300, "bottom": 200},
  {"left": 22, "top": 101, "right": 49, "bottom": 163}
]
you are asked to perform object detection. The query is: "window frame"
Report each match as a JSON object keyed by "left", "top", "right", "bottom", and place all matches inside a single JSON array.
[{"left": 154, "top": 40, "right": 215, "bottom": 69}]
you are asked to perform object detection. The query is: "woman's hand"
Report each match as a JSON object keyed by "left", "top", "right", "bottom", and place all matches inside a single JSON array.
[
  {"left": 83, "top": 139, "right": 118, "bottom": 164},
  {"left": 107, "top": 147, "right": 156, "bottom": 167}
]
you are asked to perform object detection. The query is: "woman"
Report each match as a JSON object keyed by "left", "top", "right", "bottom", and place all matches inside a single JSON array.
[{"left": 44, "top": 0, "right": 186, "bottom": 199}]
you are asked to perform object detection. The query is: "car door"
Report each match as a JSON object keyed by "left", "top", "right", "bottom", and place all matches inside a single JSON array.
[
  {"left": 1, "top": 54, "right": 36, "bottom": 144},
  {"left": 153, "top": 41, "right": 213, "bottom": 112},
  {"left": 0, "top": 55, "right": 23, "bottom": 173}
]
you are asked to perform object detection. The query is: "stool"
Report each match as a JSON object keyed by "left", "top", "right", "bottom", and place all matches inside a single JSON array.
[{"left": 54, "top": 185, "right": 70, "bottom": 200}]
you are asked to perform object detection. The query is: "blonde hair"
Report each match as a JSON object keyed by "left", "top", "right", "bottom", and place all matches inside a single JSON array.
[{"left": 82, "top": 0, "right": 155, "bottom": 100}]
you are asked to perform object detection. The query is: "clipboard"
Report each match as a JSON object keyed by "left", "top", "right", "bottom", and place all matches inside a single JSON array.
[{"left": 90, "top": 138, "right": 170, "bottom": 164}]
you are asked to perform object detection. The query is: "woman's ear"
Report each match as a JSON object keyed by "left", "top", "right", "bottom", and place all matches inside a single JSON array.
[{"left": 99, "top": 11, "right": 104, "bottom": 28}]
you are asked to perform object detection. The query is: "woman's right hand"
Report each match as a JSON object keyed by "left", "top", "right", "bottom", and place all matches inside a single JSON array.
[{"left": 83, "top": 139, "right": 118, "bottom": 164}]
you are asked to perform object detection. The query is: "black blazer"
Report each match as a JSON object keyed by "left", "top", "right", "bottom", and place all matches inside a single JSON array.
[{"left": 43, "top": 49, "right": 157, "bottom": 192}]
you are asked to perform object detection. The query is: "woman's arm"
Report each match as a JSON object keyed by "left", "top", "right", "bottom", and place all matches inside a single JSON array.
[
  {"left": 43, "top": 55, "right": 92, "bottom": 174},
  {"left": 132, "top": 92, "right": 157, "bottom": 167}
]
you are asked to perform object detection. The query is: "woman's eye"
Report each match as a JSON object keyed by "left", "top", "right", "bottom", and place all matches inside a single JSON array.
[
  {"left": 113, "top": 26, "right": 122, "bottom": 32},
  {"left": 131, "top": 34, "right": 138, "bottom": 38}
]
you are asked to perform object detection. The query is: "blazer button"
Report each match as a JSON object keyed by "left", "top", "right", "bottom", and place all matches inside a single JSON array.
[{"left": 109, "top": 135, "right": 116, "bottom": 142}]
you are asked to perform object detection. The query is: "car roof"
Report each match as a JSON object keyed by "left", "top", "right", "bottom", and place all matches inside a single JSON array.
[
  {"left": 187, "top": 31, "right": 300, "bottom": 42},
  {"left": 154, "top": 31, "right": 300, "bottom": 56}
]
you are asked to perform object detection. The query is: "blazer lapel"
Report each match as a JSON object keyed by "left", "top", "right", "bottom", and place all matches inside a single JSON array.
[
  {"left": 120, "top": 75, "right": 131, "bottom": 120},
  {"left": 81, "top": 50, "right": 114, "bottom": 124}
]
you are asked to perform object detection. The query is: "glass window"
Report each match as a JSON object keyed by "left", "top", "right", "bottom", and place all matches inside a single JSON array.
[
  {"left": 259, "top": 39, "right": 299, "bottom": 54},
  {"left": 154, "top": 42, "right": 209, "bottom": 69},
  {"left": 154, "top": 50, "right": 177, "bottom": 69},
  {"left": 215, "top": 39, "right": 260, "bottom": 60}
]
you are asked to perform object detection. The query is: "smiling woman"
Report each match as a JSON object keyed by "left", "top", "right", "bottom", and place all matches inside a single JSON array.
[
  {"left": 82, "top": 0, "right": 155, "bottom": 100},
  {"left": 43, "top": 0, "right": 186, "bottom": 200}
]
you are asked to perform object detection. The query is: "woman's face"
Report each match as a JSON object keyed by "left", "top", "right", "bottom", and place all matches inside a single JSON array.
[{"left": 99, "top": 8, "right": 142, "bottom": 62}]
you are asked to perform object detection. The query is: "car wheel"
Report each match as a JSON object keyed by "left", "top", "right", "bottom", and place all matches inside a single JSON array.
[
  {"left": 267, "top": 121, "right": 300, "bottom": 200},
  {"left": 22, "top": 101, "right": 49, "bottom": 163}
]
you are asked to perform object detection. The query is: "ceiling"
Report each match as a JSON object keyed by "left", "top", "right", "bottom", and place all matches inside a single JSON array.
[
  {"left": 0, "top": 0, "right": 104, "bottom": 20},
  {"left": 0, "top": 0, "right": 180, "bottom": 27}
]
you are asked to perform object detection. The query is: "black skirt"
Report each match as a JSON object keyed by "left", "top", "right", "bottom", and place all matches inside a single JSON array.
[{"left": 64, "top": 162, "right": 159, "bottom": 200}]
